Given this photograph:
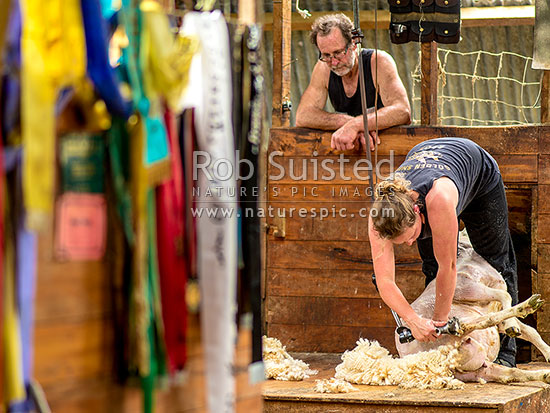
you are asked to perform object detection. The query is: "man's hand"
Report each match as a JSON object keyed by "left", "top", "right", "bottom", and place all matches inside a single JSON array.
[
  {"left": 331, "top": 119, "right": 381, "bottom": 152},
  {"left": 331, "top": 121, "right": 359, "bottom": 151},
  {"left": 358, "top": 130, "right": 380, "bottom": 151},
  {"left": 332, "top": 125, "right": 379, "bottom": 152}
]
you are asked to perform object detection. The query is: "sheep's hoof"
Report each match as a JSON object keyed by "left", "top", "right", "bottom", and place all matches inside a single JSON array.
[
  {"left": 505, "top": 326, "right": 521, "bottom": 338},
  {"left": 528, "top": 294, "right": 544, "bottom": 312}
]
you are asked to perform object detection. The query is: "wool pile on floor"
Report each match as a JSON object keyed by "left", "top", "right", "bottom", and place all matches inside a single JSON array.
[
  {"left": 263, "top": 336, "right": 318, "bottom": 381},
  {"left": 334, "top": 338, "right": 464, "bottom": 390}
]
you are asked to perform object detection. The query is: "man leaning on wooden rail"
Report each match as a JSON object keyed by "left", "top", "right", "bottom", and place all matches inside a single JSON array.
[{"left": 296, "top": 13, "right": 411, "bottom": 152}]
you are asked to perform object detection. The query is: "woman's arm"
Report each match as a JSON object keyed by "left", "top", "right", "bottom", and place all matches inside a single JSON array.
[
  {"left": 368, "top": 217, "right": 437, "bottom": 342},
  {"left": 425, "top": 178, "right": 460, "bottom": 323}
]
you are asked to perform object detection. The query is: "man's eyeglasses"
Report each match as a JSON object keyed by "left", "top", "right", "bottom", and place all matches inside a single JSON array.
[{"left": 319, "top": 44, "right": 350, "bottom": 63}]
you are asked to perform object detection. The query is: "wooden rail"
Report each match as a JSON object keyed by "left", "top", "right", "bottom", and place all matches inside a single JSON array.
[{"left": 263, "top": 6, "right": 535, "bottom": 32}]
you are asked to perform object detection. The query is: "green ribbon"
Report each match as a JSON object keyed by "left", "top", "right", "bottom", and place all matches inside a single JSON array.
[
  {"left": 120, "top": 0, "right": 169, "bottom": 173},
  {"left": 142, "top": 190, "right": 168, "bottom": 413},
  {"left": 106, "top": 117, "right": 135, "bottom": 246}
]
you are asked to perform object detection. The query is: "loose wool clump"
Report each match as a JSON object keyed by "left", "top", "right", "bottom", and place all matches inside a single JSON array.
[
  {"left": 334, "top": 338, "right": 465, "bottom": 390},
  {"left": 263, "top": 336, "right": 318, "bottom": 381},
  {"left": 315, "top": 378, "right": 357, "bottom": 393}
]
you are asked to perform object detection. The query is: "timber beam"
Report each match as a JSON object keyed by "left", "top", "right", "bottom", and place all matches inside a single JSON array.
[{"left": 262, "top": 6, "right": 535, "bottom": 31}]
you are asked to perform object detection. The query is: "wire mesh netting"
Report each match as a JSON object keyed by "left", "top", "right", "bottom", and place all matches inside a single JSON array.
[{"left": 411, "top": 48, "right": 542, "bottom": 126}]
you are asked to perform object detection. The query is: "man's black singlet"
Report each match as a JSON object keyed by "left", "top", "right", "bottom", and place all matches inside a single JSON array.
[{"left": 328, "top": 49, "right": 384, "bottom": 116}]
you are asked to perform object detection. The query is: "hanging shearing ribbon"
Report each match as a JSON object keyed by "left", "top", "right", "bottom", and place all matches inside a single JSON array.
[
  {"left": 8, "top": 147, "right": 39, "bottom": 413},
  {"left": 155, "top": 110, "right": 188, "bottom": 373},
  {"left": 140, "top": 0, "right": 199, "bottom": 114},
  {"left": 180, "top": 10, "right": 238, "bottom": 413},
  {"left": 3, "top": 174, "right": 25, "bottom": 406},
  {"left": 20, "top": 0, "right": 87, "bottom": 230},
  {"left": 81, "top": 0, "right": 133, "bottom": 120},
  {"left": 127, "top": 113, "right": 161, "bottom": 413},
  {"left": 0, "top": 0, "right": 11, "bottom": 73},
  {"left": 120, "top": 0, "right": 170, "bottom": 185}
]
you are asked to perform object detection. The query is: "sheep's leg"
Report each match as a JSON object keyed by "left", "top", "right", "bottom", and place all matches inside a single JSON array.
[
  {"left": 458, "top": 294, "right": 544, "bottom": 336},
  {"left": 477, "top": 287, "right": 519, "bottom": 337},
  {"left": 455, "top": 362, "right": 550, "bottom": 384},
  {"left": 454, "top": 281, "right": 511, "bottom": 308},
  {"left": 513, "top": 320, "right": 550, "bottom": 362},
  {"left": 454, "top": 282, "right": 520, "bottom": 337}
]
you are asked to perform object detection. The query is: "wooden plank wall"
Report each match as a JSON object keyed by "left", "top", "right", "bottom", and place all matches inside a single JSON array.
[
  {"left": 33, "top": 231, "right": 116, "bottom": 411},
  {"left": 535, "top": 126, "right": 550, "bottom": 360},
  {"left": 265, "top": 126, "right": 543, "bottom": 355}
]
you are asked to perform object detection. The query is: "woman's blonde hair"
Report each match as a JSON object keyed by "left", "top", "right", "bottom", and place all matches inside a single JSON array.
[{"left": 371, "top": 174, "right": 417, "bottom": 239}]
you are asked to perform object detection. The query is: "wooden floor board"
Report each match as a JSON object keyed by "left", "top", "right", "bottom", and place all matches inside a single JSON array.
[{"left": 263, "top": 353, "right": 550, "bottom": 412}]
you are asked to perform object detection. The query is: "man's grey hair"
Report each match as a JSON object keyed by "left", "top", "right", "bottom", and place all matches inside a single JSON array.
[{"left": 309, "top": 13, "right": 354, "bottom": 48}]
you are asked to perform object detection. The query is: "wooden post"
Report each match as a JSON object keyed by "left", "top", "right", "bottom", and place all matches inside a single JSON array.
[
  {"left": 421, "top": 41, "right": 439, "bottom": 125},
  {"left": 541, "top": 70, "right": 550, "bottom": 124},
  {"left": 271, "top": 0, "right": 292, "bottom": 127},
  {"left": 238, "top": 0, "right": 256, "bottom": 25}
]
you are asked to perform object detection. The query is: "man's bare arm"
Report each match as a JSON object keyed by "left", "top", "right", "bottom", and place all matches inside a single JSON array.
[
  {"left": 295, "top": 61, "right": 353, "bottom": 130},
  {"left": 331, "top": 51, "right": 411, "bottom": 151},
  {"left": 367, "top": 50, "right": 411, "bottom": 129}
]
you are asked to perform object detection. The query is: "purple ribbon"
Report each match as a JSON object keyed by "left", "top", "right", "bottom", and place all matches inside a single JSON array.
[{"left": 6, "top": 147, "right": 37, "bottom": 413}]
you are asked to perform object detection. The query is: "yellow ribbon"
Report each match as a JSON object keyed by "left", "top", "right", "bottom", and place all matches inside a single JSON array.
[
  {"left": 129, "top": 114, "right": 150, "bottom": 375},
  {"left": 140, "top": 0, "right": 199, "bottom": 114},
  {"left": 3, "top": 188, "right": 25, "bottom": 404},
  {"left": 0, "top": 0, "right": 11, "bottom": 73},
  {"left": 21, "top": 0, "right": 87, "bottom": 230}
]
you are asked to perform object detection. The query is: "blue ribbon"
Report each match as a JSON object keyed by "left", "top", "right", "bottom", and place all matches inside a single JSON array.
[
  {"left": 5, "top": 147, "right": 37, "bottom": 413},
  {"left": 81, "top": 0, "right": 132, "bottom": 119},
  {"left": 1, "top": 0, "right": 21, "bottom": 139}
]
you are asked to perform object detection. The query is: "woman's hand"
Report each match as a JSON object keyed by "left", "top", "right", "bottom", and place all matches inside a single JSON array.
[
  {"left": 432, "top": 319, "right": 448, "bottom": 328},
  {"left": 406, "top": 315, "right": 440, "bottom": 342}
]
